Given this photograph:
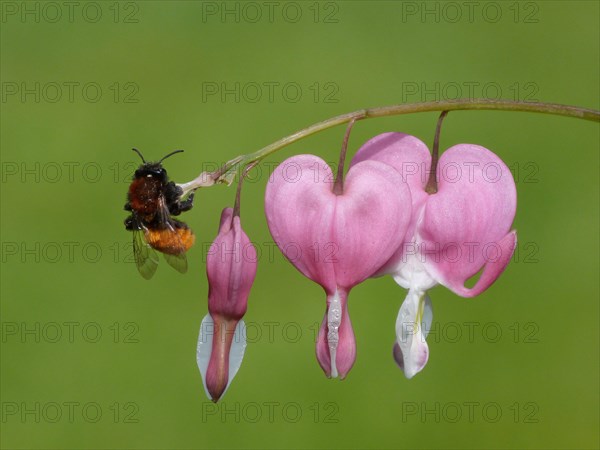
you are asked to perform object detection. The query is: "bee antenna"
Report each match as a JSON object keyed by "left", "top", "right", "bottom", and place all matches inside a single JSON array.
[
  {"left": 159, "top": 149, "right": 184, "bottom": 163},
  {"left": 132, "top": 148, "right": 146, "bottom": 163}
]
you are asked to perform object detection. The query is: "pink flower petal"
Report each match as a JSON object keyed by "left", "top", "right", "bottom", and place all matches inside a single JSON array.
[
  {"left": 419, "top": 144, "right": 517, "bottom": 296},
  {"left": 350, "top": 132, "right": 430, "bottom": 275},
  {"left": 265, "top": 155, "right": 337, "bottom": 293},
  {"left": 333, "top": 159, "right": 413, "bottom": 289},
  {"left": 443, "top": 230, "right": 517, "bottom": 297}
]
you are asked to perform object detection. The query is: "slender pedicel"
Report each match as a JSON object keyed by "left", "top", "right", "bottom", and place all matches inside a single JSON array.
[{"left": 425, "top": 111, "right": 449, "bottom": 194}]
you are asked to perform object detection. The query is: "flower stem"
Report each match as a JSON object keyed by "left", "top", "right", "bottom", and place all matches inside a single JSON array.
[
  {"left": 332, "top": 117, "right": 362, "bottom": 195},
  {"left": 425, "top": 111, "right": 449, "bottom": 194},
  {"left": 232, "top": 161, "right": 258, "bottom": 218},
  {"left": 181, "top": 99, "right": 600, "bottom": 188}
]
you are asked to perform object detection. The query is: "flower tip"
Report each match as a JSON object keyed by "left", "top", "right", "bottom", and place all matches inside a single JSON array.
[
  {"left": 393, "top": 342, "right": 418, "bottom": 379},
  {"left": 206, "top": 376, "right": 227, "bottom": 403},
  {"left": 394, "top": 342, "right": 429, "bottom": 379},
  {"left": 392, "top": 342, "right": 404, "bottom": 371}
]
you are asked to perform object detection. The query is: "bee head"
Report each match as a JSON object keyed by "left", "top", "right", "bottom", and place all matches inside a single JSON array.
[
  {"left": 131, "top": 148, "right": 184, "bottom": 180},
  {"left": 135, "top": 162, "right": 167, "bottom": 180}
]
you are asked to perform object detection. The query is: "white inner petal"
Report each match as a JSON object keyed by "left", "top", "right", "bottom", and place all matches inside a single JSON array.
[
  {"left": 392, "top": 251, "right": 437, "bottom": 291},
  {"left": 327, "top": 290, "right": 342, "bottom": 378},
  {"left": 395, "top": 289, "right": 433, "bottom": 379},
  {"left": 196, "top": 314, "right": 247, "bottom": 400}
]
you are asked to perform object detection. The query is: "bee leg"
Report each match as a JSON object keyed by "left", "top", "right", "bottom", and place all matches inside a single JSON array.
[
  {"left": 124, "top": 202, "right": 132, "bottom": 211},
  {"left": 179, "top": 192, "right": 195, "bottom": 212},
  {"left": 124, "top": 215, "right": 135, "bottom": 230},
  {"left": 169, "top": 192, "right": 195, "bottom": 216}
]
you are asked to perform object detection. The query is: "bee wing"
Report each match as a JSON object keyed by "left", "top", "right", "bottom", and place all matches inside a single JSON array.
[
  {"left": 156, "top": 195, "right": 173, "bottom": 226},
  {"left": 162, "top": 252, "right": 188, "bottom": 274},
  {"left": 157, "top": 196, "right": 189, "bottom": 274},
  {"left": 133, "top": 227, "right": 159, "bottom": 280}
]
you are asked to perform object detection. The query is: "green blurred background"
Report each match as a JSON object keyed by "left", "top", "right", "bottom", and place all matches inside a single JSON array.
[{"left": 1, "top": 1, "right": 598, "bottom": 449}]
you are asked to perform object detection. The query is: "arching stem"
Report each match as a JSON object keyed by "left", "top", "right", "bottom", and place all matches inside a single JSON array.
[{"left": 178, "top": 99, "right": 600, "bottom": 194}]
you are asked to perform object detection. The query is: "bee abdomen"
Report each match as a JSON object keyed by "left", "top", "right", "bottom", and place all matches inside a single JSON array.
[{"left": 146, "top": 228, "right": 195, "bottom": 255}]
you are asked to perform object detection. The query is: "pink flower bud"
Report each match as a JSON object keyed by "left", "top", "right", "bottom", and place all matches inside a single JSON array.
[
  {"left": 207, "top": 208, "right": 256, "bottom": 320},
  {"left": 197, "top": 207, "right": 257, "bottom": 402}
]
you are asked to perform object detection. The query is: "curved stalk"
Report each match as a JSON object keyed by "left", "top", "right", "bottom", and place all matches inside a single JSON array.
[{"left": 179, "top": 99, "right": 599, "bottom": 193}]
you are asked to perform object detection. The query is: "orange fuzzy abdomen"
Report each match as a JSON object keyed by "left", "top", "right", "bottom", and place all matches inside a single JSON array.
[{"left": 145, "top": 227, "right": 195, "bottom": 255}]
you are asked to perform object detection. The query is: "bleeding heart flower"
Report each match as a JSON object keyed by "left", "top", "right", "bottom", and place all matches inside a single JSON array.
[
  {"left": 351, "top": 132, "right": 517, "bottom": 378},
  {"left": 197, "top": 207, "right": 257, "bottom": 401},
  {"left": 265, "top": 154, "right": 412, "bottom": 378}
]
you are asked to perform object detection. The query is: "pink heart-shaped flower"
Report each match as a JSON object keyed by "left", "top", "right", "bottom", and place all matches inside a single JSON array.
[
  {"left": 351, "top": 133, "right": 517, "bottom": 297},
  {"left": 265, "top": 154, "right": 412, "bottom": 377},
  {"left": 350, "top": 132, "right": 517, "bottom": 379}
]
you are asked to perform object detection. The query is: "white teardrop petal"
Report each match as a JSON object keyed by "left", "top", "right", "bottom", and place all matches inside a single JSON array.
[
  {"left": 225, "top": 319, "right": 247, "bottom": 395},
  {"left": 421, "top": 293, "right": 433, "bottom": 340},
  {"left": 196, "top": 314, "right": 214, "bottom": 400},
  {"left": 395, "top": 289, "right": 432, "bottom": 379},
  {"left": 196, "top": 315, "right": 247, "bottom": 401}
]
